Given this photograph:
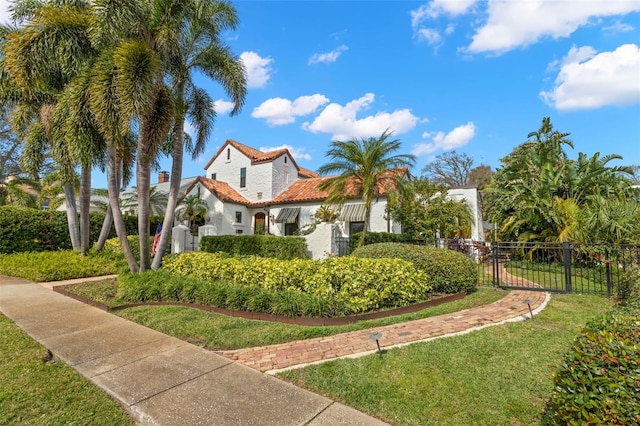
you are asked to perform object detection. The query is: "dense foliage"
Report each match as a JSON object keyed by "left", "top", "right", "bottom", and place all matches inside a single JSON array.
[
  {"left": 100, "top": 236, "right": 155, "bottom": 263},
  {"left": 116, "top": 270, "right": 350, "bottom": 317},
  {"left": 0, "top": 206, "right": 147, "bottom": 253},
  {"left": 0, "top": 251, "right": 117, "bottom": 281},
  {"left": 545, "top": 298, "right": 640, "bottom": 425},
  {"left": 486, "top": 117, "right": 638, "bottom": 243},
  {"left": 347, "top": 232, "right": 421, "bottom": 254},
  {"left": 351, "top": 243, "right": 478, "bottom": 294},
  {"left": 200, "top": 235, "right": 309, "bottom": 259},
  {"left": 162, "top": 252, "right": 432, "bottom": 314},
  {"left": 387, "top": 178, "right": 474, "bottom": 239}
]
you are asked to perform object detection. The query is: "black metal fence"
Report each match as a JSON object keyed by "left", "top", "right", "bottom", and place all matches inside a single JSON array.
[
  {"left": 488, "top": 242, "right": 640, "bottom": 295},
  {"left": 334, "top": 236, "right": 639, "bottom": 296}
]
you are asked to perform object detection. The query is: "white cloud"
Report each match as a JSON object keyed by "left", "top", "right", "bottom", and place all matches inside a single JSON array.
[
  {"left": 541, "top": 43, "right": 640, "bottom": 110},
  {"left": 302, "top": 93, "right": 420, "bottom": 141},
  {"left": 603, "top": 21, "right": 635, "bottom": 33},
  {"left": 417, "top": 28, "right": 442, "bottom": 45},
  {"left": 240, "top": 51, "right": 273, "bottom": 88},
  {"left": 308, "top": 45, "right": 348, "bottom": 65},
  {"left": 412, "top": 122, "right": 476, "bottom": 156},
  {"left": 213, "top": 99, "right": 235, "bottom": 115},
  {"left": 467, "top": 1, "right": 640, "bottom": 54},
  {"left": 411, "top": 0, "right": 477, "bottom": 28},
  {"left": 259, "top": 144, "right": 312, "bottom": 161},
  {"left": 252, "top": 94, "right": 329, "bottom": 126}
]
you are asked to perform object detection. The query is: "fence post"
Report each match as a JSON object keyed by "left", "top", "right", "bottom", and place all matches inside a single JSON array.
[
  {"left": 492, "top": 243, "right": 499, "bottom": 287},
  {"left": 563, "top": 242, "right": 572, "bottom": 293},
  {"left": 605, "top": 246, "right": 613, "bottom": 297}
]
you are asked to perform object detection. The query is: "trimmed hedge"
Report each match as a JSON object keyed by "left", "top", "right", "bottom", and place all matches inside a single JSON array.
[
  {"left": 0, "top": 206, "right": 144, "bottom": 253},
  {"left": 545, "top": 299, "right": 640, "bottom": 425},
  {"left": 351, "top": 243, "right": 478, "bottom": 294},
  {"left": 200, "top": 235, "right": 309, "bottom": 260},
  {"left": 116, "top": 270, "right": 349, "bottom": 318},
  {"left": 348, "top": 232, "right": 424, "bottom": 254},
  {"left": 162, "top": 252, "right": 432, "bottom": 314},
  {"left": 0, "top": 251, "right": 117, "bottom": 281}
]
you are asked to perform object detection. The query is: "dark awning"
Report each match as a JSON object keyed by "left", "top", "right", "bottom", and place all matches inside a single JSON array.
[
  {"left": 275, "top": 207, "right": 300, "bottom": 223},
  {"left": 340, "top": 204, "right": 366, "bottom": 222}
]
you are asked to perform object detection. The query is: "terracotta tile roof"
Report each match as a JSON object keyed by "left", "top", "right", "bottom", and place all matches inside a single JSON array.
[
  {"left": 298, "top": 168, "right": 320, "bottom": 178},
  {"left": 270, "top": 168, "right": 407, "bottom": 205},
  {"left": 182, "top": 177, "right": 250, "bottom": 205}
]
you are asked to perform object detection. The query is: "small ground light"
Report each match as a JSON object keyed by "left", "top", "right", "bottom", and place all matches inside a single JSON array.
[
  {"left": 369, "top": 331, "right": 382, "bottom": 356},
  {"left": 523, "top": 299, "right": 534, "bottom": 320}
]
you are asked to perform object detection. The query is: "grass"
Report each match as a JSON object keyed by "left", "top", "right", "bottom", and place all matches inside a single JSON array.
[
  {"left": 277, "top": 293, "right": 613, "bottom": 426},
  {"left": 506, "top": 263, "right": 608, "bottom": 294},
  {"left": 109, "top": 286, "right": 507, "bottom": 350},
  {"left": 0, "top": 313, "right": 135, "bottom": 425}
]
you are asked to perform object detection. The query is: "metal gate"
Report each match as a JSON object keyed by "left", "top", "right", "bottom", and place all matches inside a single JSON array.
[{"left": 491, "top": 242, "right": 639, "bottom": 295}]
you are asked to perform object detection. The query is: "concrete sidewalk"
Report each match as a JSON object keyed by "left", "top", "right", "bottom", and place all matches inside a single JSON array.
[{"left": 0, "top": 275, "right": 387, "bottom": 426}]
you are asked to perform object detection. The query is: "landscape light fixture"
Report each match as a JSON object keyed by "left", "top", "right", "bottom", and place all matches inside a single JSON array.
[
  {"left": 523, "top": 299, "right": 534, "bottom": 320},
  {"left": 369, "top": 331, "right": 383, "bottom": 356}
]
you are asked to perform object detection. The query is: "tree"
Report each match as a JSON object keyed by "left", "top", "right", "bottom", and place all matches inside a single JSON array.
[
  {"left": 486, "top": 117, "right": 636, "bottom": 243},
  {"left": 151, "top": 0, "right": 246, "bottom": 269},
  {"left": 176, "top": 194, "right": 208, "bottom": 234},
  {"left": 318, "top": 130, "right": 415, "bottom": 244},
  {"left": 121, "top": 186, "right": 168, "bottom": 220},
  {"left": 387, "top": 178, "right": 473, "bottom": 239},
  {"left": 0, "top": 107, "right": 23, "bottom": 181},
  {"left": 421, "top": 149, "right": 492, "bottom": 189}
]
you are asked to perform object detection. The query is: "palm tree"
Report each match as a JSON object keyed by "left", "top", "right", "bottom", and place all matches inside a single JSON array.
[
  {"left": 176, "top": 194, "right": 208, "bottom": 234},
  {"left": 318, "top": 130, "right": 415, "bottom": 244},
  {"left": 151, "top": 0, "right": 246, "bottom": 269},
  {"left": 121, "top": 186, "right": 169, "bottom": 220}
]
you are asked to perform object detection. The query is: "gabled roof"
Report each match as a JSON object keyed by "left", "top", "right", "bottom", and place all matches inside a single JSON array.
[
  {"left": 203, "top": 139, "right": 316, "bottom": 178},
  {"left": 182, "top": 177, "right": 250, "bottom": 205}
]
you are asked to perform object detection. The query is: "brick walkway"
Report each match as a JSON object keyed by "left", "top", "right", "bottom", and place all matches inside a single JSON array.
[{"left": 220, "top": 265, "right": 549, "bottom": 374}]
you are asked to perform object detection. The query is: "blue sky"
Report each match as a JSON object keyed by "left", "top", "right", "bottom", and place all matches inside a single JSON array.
[{"left": 2, "top": 1, "right": 639, "bottom": 188}]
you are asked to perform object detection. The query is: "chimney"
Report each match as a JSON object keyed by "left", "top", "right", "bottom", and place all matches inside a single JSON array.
[{"left": 158, "top": 171, "right": 169, "bottom": 183}]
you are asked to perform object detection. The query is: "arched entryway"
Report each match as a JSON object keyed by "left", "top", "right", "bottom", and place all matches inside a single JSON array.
[{"left": 254, "top": 212, "right": 266, "bottom": 234}]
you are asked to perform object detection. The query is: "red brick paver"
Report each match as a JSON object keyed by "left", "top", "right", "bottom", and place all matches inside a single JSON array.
[{"left": 219, "top": 266, "right": 548, "bottom": 373}]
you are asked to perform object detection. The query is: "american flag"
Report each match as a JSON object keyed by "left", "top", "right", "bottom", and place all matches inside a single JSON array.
[{"left": 152, "top": 223, "right": 162, "bottom": 256}]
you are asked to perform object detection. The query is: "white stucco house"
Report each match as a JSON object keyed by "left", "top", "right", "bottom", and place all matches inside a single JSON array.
[{"left": 178, "top": 139, "right": 403, "bottom": 238}]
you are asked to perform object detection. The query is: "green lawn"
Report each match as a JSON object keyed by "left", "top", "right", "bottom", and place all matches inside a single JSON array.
[
  {"left": 506, "top": 263, "right": 608, "bottom": 294},
  {"left": 0, "top": 314, "right": 135, "bottom": 425},
  {"left": 278, "top": 293, "right": 613, "bottom": 426},
  {"left": 111, "top": 286, "right": 506, "bottom": 350}
]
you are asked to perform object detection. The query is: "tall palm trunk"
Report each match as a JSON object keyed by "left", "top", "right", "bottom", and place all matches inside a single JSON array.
[
  {"left": 79, "top": 164, "right": 91, "bottom": 254},
  {"left": 136, "top": 157, "right": 152, "bottom": 271},
  {"left": 107, "top": 145, "right": 138, "bottom": 272},
  {"left": 96, "top": 162, "right": 121, "bottom": 251},
  {"left": 151, "top": 106, "right": 186, "bottom": 270},
  {"left": 63, "top": 182, "right": 81, "bottom": 251}
]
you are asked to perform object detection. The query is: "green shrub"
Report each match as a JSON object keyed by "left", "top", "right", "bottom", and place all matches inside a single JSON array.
[
  {"left": 348, "top": 232, "right": 422, "bottom": 254},
  {"left": 99, "top": 236, "right": 154, "bottom": 261},
  {"left": 0, "top": 206, "right": 144, "bottom": 253},
  {"left": 115, "top": 269, "right": 348, "bottom": 317},
  {"left": 545, "top": 300, "right": 640, "bottom": 425},
  {"left": 200, "top": 235, "right": 308, "bottom": 259},
  {"left": 615, "top": 268, "right": 640, "bottom": 305},
  {"left": 162, "top": 252, "right": 431, "bottom": 313},
  {"left": 351, "top": 243, "right": 477, "bottom": 294},
  {"left": 0, "top": 251, "right": 117, "bottom": 281}
]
